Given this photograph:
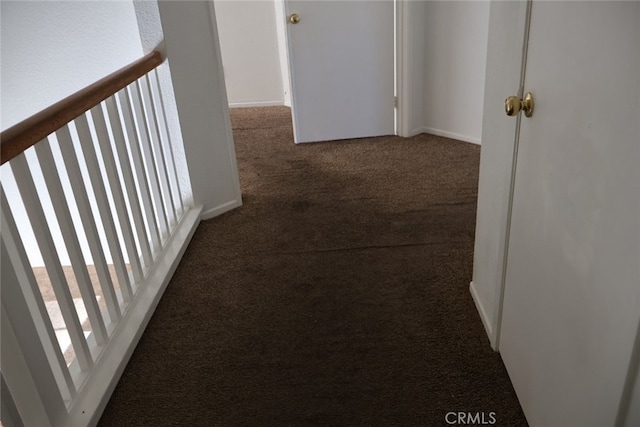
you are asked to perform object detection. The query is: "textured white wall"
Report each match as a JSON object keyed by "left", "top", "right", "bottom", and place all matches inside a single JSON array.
[
  {"left": 422, "top": 1, "right": 490, "bottom": 144},
  {"left": 1, "top": 0, "right": 143, "bottom": 129},
  {"left": 1, "top": 1, "right": 143, "bottom": 267},
  {"left": 214, "top": 0, "right": 285, "bottom": 107}
]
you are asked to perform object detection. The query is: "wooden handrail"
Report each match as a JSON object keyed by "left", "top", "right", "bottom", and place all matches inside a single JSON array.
[{"left": 1, "top": 50, "right": 164, "bottom": 165}]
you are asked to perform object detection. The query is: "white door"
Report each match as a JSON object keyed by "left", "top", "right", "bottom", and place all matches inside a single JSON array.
[
  {"left": 283, "top": 0, "right": 395, "bottom": 143},
  {"left": 500, "top": 2, "right": 640, "bottom": 426}
]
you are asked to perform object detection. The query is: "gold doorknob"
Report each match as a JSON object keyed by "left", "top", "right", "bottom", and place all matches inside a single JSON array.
[
  {"left": 289, "top": 13, "right": 300, "bottom": 24},
  {"left": 505, "top": 92, "right": 534, "bottom": 117}
]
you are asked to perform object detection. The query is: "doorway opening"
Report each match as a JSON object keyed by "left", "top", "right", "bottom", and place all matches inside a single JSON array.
[{"left": 213, "top": 0, "right": 400, "bottom": 144}]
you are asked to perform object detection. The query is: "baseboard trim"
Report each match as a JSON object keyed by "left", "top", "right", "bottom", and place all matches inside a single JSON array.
[
  {"left": 470, "top": 281, "right": 496, "bottom": 349},
  {"left": 420, "top": 127, "right": 481, "bottom": 145},
  {"left": 200, "top": 198, "right": 242, "bottom": 220},
  {"left": 407, "top": 127, "right": 425, "bottom": 138},
  {"left": 228, "top": 100, "right": 285, "bottom": 108},
  {"left": 66, "top": 205, "right": 202, "bottom": 427}
]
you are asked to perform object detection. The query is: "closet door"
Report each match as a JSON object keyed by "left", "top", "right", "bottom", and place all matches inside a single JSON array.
[{"left": 499, "top": 2, "right": 640, "bottom": 426}]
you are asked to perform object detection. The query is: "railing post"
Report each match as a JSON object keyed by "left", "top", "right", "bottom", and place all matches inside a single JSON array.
[
  {"left": 154, "top": 0, "right": 242, "bottom": 219},
  {"left": 0, "top": 239, "right": 65, "bottom": 427},
  {"left": 1, "top": 306, "right": 53, "bottom": 427}
]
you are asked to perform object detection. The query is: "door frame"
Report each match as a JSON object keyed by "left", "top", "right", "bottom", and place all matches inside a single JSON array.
[{"left": 395, "top": 0, "right": 410, "bottom": 138}]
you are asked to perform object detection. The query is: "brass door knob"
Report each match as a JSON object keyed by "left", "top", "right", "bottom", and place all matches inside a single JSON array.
[
  {"left": 289, "top": 13, "right": 300, "bottom": 24},
  {"left": 505, "top": 92, "right": 534, "bottom": 117}
]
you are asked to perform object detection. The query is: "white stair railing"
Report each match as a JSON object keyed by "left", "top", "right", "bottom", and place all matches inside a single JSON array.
[{"left": 0, "top": 51, "right": 202, "bottom": 427}]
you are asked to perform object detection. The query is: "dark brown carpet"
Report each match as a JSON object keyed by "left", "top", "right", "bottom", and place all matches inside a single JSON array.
[{"left": 99, "top": 107, "right": 527, "bottom": 426}]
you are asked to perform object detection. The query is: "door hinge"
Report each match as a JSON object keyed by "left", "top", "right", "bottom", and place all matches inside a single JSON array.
[{"left": 394, "top": 96, "right": 398, "bottom": 108}]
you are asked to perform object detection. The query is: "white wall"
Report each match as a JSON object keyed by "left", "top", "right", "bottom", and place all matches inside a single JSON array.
[
  {"left": 1, "top": 1, "right": 143, "bottom": 267},
  {"left": 1, "top": 1, "right": 143, "bottom": 130},
  {"left": 214, "top": 0, "right": 285, "bottom": 107},
  {"left": 421, "top": 1, "right": 490, "bottom": 144}
]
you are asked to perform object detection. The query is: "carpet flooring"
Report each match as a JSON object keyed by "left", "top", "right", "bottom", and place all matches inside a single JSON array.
[{"left": 99, "top": 107, "right": 527, "bottom": 426}]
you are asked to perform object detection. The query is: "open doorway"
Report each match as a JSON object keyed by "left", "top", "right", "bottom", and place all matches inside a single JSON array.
[
  {"left": 214, "top": 0, "right": 397, "bottom": 144},
  {"left": 214, "top": 0, "right": 290, "bottom": 109}
]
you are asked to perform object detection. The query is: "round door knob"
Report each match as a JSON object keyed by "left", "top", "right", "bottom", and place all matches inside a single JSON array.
[
  {"left": 505, "top": 92, "right": 534, "bottom": 117},
  {"left": 289, "top": 13, "right": 300, "bottom": 24}
]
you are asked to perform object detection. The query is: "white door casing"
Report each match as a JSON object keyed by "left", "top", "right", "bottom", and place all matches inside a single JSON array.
[
  {"left": 499, "top": 2, "right": 640, "bottom": 426},
  {"left": 283, "top": 0, "right": 395, "bottom": 143}
]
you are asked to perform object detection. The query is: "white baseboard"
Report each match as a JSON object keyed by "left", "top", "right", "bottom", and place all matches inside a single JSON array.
[
  {"left": 228, "top": 100, "right": 285, "bottom": 108},
  {"left": 407, "top": 127, "right": 426, "bottom": 137},
  {"left": 419, "top": 126, "right": 481, "bottom": 145},
  {"left": 470, "top": 281, "right": 496, "bottom": 348},
  {"left": 66, "top": 205, "right": 202, "bottom": 427},
  {"left": 200, "top": 198, "right": 242, "bottom": 220}
]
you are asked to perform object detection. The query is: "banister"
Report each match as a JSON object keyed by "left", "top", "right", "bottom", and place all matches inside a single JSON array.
[{"left": 0, "top": 50, "right": 164, "bottom": 165}]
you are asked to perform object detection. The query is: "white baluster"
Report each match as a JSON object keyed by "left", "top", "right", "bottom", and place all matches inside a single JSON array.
[
  {"left": 140, "top": 74, "right": 177, "bottom": 226},
  {"left": 9, "top": 153, "right": 93, "bottom": 371},
  {"left": 90, "top": 104, "right": 144, "bottom": 285},
  {"left": 151, "top": 69, "right": 184, "bottom": 213},
  {"left": 33, "top": 139, "right": 108, "bottom": 346},
  {"left": 55, "top": 125, "right": 121, "bottom": 325},
  {"left": 1, "top": 190, "right": 76, "bottom": 402},
  {"left": 130, "top": 81, "right": 170, "bottom": 240},
  {"left": 74, "top": 114, "right": 133, "bottom": 302},
  {"left": 104, "top": 97, "right": 153, "bottom": 269},
  {"left": 117, "top": 89, "right": 162, "bottom": 254}
]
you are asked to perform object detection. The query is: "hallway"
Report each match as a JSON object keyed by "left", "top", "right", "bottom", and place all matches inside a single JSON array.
[{"left": 99, "top": 107, "right": 526, "bottom": 425}]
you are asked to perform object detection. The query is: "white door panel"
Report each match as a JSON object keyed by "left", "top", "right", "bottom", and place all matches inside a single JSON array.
[
  {"left": 500, "top": 2, "right": 640, "bottom": 426},
  {"left": 284, "top": 0, "right": 395, "bottom": 143}
]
